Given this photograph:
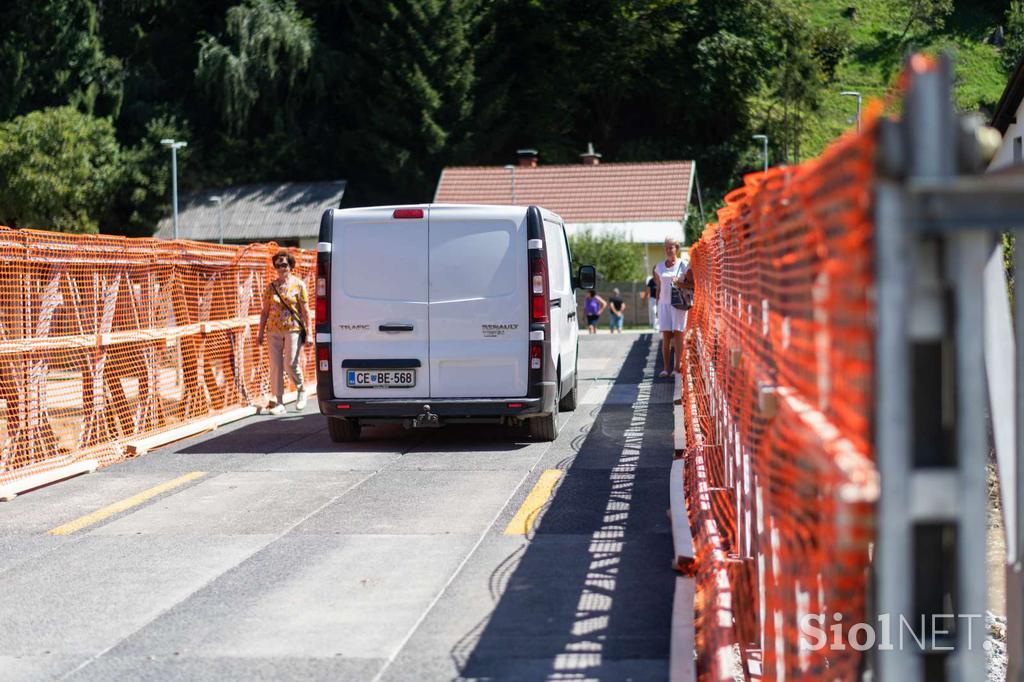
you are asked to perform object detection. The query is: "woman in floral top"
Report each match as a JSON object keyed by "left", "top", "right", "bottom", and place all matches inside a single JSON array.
[{"left": 257, "top": 250, "right": 311, "bottom": 414}]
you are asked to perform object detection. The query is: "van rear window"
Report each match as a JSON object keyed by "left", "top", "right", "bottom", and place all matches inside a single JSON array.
[
  {"left": 340, "top": 222, "right": 428, "bottom": 301},
  {"left": 428, "top": 220, "right": 519, "bottom": 302}
]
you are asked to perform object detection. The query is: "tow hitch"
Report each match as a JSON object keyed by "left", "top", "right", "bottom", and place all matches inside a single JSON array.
[{"left": 411, "top": 404, "right": 441, "bottom": 429}]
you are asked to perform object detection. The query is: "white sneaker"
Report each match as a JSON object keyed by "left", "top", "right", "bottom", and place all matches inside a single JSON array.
[
  {"left": 295, "top": 390, "right": 308, "bottom": 411},
  {"left": 266, "top": 403, "right": 285, "bottom": 415}
]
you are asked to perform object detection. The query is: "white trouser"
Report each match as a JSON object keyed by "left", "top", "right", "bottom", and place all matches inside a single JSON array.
[
  {"left": 268, "top": 331, "right": 304, "bottom": 403},
  {"left": 648, "top": 299, "right": 658, "bottom": 328}
]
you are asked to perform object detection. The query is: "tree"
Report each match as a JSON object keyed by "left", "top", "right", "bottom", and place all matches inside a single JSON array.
[
  {"left": 569, "top": 230, "right": 646, "bottom": 283},
  {"left": 0, "top": 107, "right": 123, "bottom": 233},
  {"left": 890, "top": 0, "right": 954, "bottom": 43},
  {"left": 769, "top": 10, "right": 826, "bottom": 164},
  {"left": 103, "top": 115, "right": 191, "bottom": 237},
  {"left": 0, "top": 0, "right": 123, "bottom": 120},
  {"left": 196, "top": 0, "right": 315, "bottom": 135},
  {"left": 339, "top": 0, "right": 481, "bottom": 202},
  {"left": 747, "top": 3, "right": 849, "bottom": 166},
  {"left": 1005, "top": 0, "right": 1024, "bottom": 73}
]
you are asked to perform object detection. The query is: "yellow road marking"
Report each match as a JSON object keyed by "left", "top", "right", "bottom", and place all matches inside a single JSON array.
[
  {"left": 47, "top": 471, "right": 207, "bottom": 536},
  {"left": 504, "top": 469, "right": 563, "bottom": 535}
]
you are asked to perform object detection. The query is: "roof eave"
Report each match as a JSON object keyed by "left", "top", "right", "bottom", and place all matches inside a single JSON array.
[{"left": 992, "top": 55, "right": 1024, "bottom": 134}]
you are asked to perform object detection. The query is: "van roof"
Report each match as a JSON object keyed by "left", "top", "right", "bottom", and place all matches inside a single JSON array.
[{"left": 334, "top": 203, "right": 564, "bottom": 223}]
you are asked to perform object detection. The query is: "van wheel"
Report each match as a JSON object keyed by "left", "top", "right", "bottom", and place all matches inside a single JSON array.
[
  {"left": 558, "top": 370, "right": 578, "bottom": 412},
  {"left": 327, "top": 417, "right": 361, "bottom": 442},
  {"left": 529, "top": 396, "right": 559, "bottom": 441}
]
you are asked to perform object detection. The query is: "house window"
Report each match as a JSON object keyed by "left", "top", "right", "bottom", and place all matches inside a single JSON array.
[{"left": 1015, "top": 136, "right": 1023, "bottom": 164}]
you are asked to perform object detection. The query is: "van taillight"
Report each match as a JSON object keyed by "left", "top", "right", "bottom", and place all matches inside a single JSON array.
[
  {"left": 317, "top": 346, "right": 330, "bottom": 372},
  {"left": 315, "top": 261, "right": 329, "bottom": 324},
  {"left": 393, "top": 208, "right": 424, "bottom": 219},
  {"left": 530, "top": 256, "right": 549, "bottom": 323},
  {"left": 529, "top": 342, "right": 543, "bottom": 370}
]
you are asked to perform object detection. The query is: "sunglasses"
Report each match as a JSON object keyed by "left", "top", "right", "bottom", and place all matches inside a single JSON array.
[{"left": 274, "top": 262, "right": 290, "bottom": 269}]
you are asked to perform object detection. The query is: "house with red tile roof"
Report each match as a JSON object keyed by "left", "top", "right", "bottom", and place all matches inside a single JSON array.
[
  {"left": 433, "top": 146, "right": 696, "bottom": 271},
  {"left": 990, "top": 54, "right": 1024, "bottom": 171}
]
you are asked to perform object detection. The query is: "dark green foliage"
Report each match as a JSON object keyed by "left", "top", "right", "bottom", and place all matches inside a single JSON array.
[
  {"left": 0, "top": 0, "right": 1013, "bottom": 238},
  {"left": 338, "top": 0, "right": 479, "bottom": 202},
  {"left": 890, "top": 0, "right": 955, "bottom": 43},
  {"left": 0, "top": 0, "right": 122, "bottom": 120},
  {"left": 103, "top": 115, "right": 190, "bottom": 238},
  {"left": 767, "top": 8, "right": 827, "bottom": 164},
  {"left": 0, "top": 107, "right": 123, "bottom": 233},
  {"left": 569, "top": 230, "right": 646, "bottom": 283},
  {"left": 1005, "top": 1, "right": 1024, "bottom": 72},
  {"left": 813, "top": 25, "right": 852, "bottom": 80},
  {"left": 196, "top": 0, "right": 315, "bottom": 135}
]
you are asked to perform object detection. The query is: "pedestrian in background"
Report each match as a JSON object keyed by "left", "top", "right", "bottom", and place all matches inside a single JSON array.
[
  {"left": 641, "top": 271, "right": 658, "bottom": 328},
  {"left": 584, "top": 289, "right": 607, "bottom": 335},
  {"left": 257, "top": 250, "right": 311, "bottom": 414},
  {"left": 608, "top": 288, "right": 625, "bottom": 333},
  {"left": 654, "top": 237, "right": 690, "bottom": 377}
]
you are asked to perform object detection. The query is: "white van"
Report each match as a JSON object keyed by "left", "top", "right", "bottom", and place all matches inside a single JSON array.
[{"left": 313, "top": 204, "right": 596, "bottom": 442}]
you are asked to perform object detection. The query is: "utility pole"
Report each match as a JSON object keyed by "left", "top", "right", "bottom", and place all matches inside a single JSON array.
[
  {"left": 841, "top": 90, "right": 863, "bottom": 132},
  {"left": 160, "top": 138, "right": 187, "bottom": 240},
  {"left": 752, "top": 135, "right": 769, "bottom": 173},
  {"left": 210, "top": 195, "right": 224, "bottom": 244}
]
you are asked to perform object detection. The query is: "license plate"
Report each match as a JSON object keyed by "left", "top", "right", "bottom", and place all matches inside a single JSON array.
[{"left": 347, "top": 369, "right": 416, "bottom": 388}]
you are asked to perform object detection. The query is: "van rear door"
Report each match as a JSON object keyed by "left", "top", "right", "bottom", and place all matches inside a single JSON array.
[
  {"left": 330, "top": 207, "right": 430, "bottom": 399},
  {"left": 427, "top": 205, "right": 529, "bottom": 398}
]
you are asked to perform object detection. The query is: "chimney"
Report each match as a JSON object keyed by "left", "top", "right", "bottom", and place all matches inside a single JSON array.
[
  {"left": 516, "top": 148, "right": 538, "bottom": 168},
  {"left": 580, "top": 142, "right": 602, "bottom": 166}
]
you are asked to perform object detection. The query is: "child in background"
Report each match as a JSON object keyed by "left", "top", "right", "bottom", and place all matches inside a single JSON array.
[
  {"left": 608, "top": 288, "right": 625, "bottom": 333},
  {"left": 584, "top": 289, "right": 607, "bottom": 334}
]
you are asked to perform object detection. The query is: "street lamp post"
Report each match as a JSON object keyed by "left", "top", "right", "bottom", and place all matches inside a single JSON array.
[
  {"left": 752, "top": 134, "right": 769, "bottom": 173},
  {"left": 160, "top": 138, "right": 187, "bottom": 240},
  {"left": 503, "top": 164, "right": 517, "bottom": 204},
  {"left": 210, "top": 195, "right": 224, "bottom": 244},
  {"left": 840, "top": 90, "right": 862, "bottom": 132}
]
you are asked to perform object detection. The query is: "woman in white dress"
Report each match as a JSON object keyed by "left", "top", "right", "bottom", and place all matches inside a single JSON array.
[{"left": 653, "top": 237, "right": 690, "bottom": 377}]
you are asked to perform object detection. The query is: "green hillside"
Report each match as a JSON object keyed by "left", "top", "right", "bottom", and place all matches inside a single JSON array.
[{"left": 795, "top": 0, "right": 1010, "bottom": 159}]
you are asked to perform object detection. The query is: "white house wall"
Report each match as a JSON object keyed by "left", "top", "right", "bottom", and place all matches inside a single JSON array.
[
  {"left": 989, "top": 98, "right": 1024, "bottom": 171},
  {"left": 564, "top": 221, "right": 685, "bottom": 244}
]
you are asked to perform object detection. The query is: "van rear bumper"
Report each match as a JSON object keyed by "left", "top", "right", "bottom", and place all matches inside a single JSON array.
[{"left": 318, "top": 381, "right": 557, "bottom": 419}]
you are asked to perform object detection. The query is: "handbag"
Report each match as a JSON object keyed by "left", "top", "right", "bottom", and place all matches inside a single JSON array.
[
  {"left": 271, "top": 282, "right": 308, "bottom": 344},
  {"left": 669, "top": 263, "right": 694, "bottom": 311},
  {"left": 670, "top": 283, "right": 693, "bottom": 311}
]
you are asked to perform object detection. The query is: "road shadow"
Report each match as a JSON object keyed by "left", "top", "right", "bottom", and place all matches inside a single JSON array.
[
  {"left": 455, "top": 334, "right": 676, "bottom": 680},
  {"left": 175, "top": 410, "right": 535, "bottom": 456}
]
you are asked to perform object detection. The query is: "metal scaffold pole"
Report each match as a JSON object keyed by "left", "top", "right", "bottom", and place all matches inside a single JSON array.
[{"left": 873, "top": 53, "right": 1024, "bottom": 682}]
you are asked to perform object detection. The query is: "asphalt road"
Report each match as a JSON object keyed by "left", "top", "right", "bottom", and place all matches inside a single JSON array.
[{"left": 0, "top": 332, "right": 679, "bottom": 682}]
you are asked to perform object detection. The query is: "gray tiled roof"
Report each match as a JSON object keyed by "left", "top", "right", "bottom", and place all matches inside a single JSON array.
[{"left": 155, "top": 181, "right": 346, "bottom": 242}]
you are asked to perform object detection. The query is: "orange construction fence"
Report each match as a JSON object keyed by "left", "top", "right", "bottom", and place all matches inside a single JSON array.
[
  {"left": 0, "top": 228, "right": 315, "bottom": 487},
  {"left": 682, "top": 109, "right": 881, "bottom": 678}
]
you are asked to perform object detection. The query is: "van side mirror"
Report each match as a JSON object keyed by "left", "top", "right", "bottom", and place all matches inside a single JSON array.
[{"left": 576, "top": 265, "right": 596, "bottom": 290}]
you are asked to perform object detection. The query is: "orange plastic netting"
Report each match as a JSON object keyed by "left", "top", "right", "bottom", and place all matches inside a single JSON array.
[
  {"left": 0, "top": 228, "right": 315, "bottom": 486},
  {"left": 682, "top": 111, "right": 881, "bottom": 679}
]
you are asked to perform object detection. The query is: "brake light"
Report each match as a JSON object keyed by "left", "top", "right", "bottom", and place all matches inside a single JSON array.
[
  {"left": 529, "top": 342, "right": 542, "bottom": 370},
  {"left": 316, "top": 258, "right": 330, "bottom": 325},
  {"left": 317, "top": 346, "right": 329, "bottom": 372},
  {"left": 393, "top": 208, "right": 424, "bottom": 219},
  {"left": 530, "top": 255, "right": 549, "bottom": 323}
]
